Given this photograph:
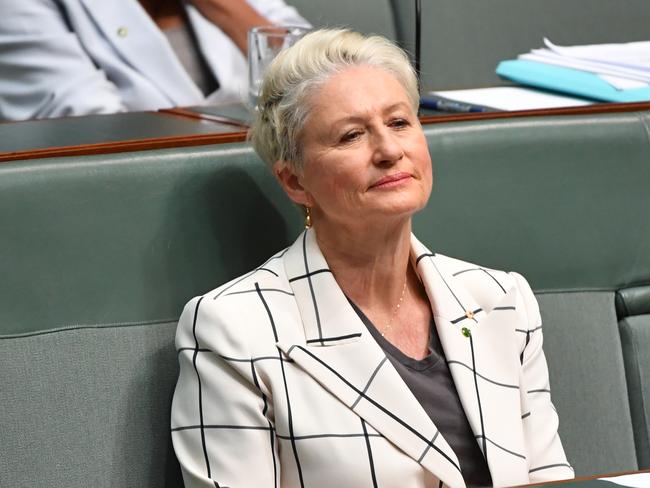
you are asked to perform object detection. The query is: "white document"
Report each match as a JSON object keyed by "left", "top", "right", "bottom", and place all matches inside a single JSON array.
[
  {"left": 598, "top": 472, "right": 650, "bottom": 488},
  {"left": 518, "top": 38, "right": 650, "bottom": 90},
  {"left": 597, "top": 74, "right": 649, "bottom": 91},
  {"left": 544, "top": 38, "right": 650, "bottom": 71},
  {"left": 430, "top": 86, "right": 592, "bottom": 111},
  {"left": 520, "top": 50, "right": 650, "bottom": 84},
  {"left": 516, "top": 38, "right": 650, "bottom": 90}
]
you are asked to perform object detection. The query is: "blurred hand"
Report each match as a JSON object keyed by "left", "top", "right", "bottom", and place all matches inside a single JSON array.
[{"left": 186, "top": 0, "right": 271, "bottom": 53}]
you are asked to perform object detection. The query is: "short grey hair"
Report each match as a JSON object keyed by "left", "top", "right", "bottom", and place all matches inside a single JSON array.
[{"left": 249, "top": 28, "right": 419, "bottom": 172}]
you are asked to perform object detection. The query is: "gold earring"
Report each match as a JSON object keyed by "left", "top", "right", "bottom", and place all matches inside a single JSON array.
[{"left": 304, "top": 206, "right": 312, "bottom": 229}]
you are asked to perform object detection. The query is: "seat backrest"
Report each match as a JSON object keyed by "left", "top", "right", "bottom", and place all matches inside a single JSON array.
[
  {"left": 0, "top": 146, "right": 301, "bottom": 336},
  {"left": 0, "top": 145, "right": 301, "bottom": 488},
  {"left": 2, "top": 110, "right": 650, "bottom": 484},
  {"left": 391, "top": 0, "right": 650, "bottom": 89},
  {"left": 0, "top": 321, "right": 183, "bottom": 488}
]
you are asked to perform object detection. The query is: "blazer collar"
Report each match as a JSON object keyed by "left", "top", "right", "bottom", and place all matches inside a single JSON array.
[
  {"left": 280, "top": 230, "right": 465, "bottom": 486},
  {"left": 281, "top": 229, "right": 365, "bottom": 346},
  {"left": 282, "top": 230, "right": 519, "bottom": 345},
  {"left": 413, "top": 236, "right": 530, "bottom": 486},
  {"left": 411, "top": 234, "right": 486, "bottom": 326}
]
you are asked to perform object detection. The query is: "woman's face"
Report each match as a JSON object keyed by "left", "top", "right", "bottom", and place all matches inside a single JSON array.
[
  {"left": 279, "top": 65, "right": 433, "bottom": 231},
  {"left": 279, "top": 66, "right": 432, "bottom": 231}
]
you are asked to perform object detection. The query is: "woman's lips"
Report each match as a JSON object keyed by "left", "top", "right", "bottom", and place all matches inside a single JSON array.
[{"left": 369, "top": 172, "right": 412, "bottom": 189}]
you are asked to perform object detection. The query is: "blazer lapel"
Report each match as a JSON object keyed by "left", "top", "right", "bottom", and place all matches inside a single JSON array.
[
  {"left": 277, "top": 230, "right": 466, "bottom": 487},
  {"left": 412, "top": 236, "right": 530, "bottom": 487},
  {"left": 79, "top": 0, "right": 203, "bottom": 106}
]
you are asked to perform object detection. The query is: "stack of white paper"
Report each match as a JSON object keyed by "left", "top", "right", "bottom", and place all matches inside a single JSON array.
[{"left": 519, "top": 38, "right": 650, "bottom": 90}]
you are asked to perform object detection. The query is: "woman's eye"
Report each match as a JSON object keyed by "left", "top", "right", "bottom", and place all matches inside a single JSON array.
[
  {"left": 389, "top": 118, "right": 410, "bottom": 129},
  {"left": 340, "top": 130, "right": 362, "bottom": 143}
]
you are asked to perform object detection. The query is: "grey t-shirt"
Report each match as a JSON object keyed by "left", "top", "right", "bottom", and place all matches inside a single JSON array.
[
  {"left": 163, "top": 23, "right": 219, "bottom": 96},
  {"left": 349, "top": 300, "right": 493, "bottom": 488}
]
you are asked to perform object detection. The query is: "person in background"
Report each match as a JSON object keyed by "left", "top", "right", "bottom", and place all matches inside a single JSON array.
[
  {"left": 0, "top": 0, "right": 308, "bottom": 120},
  {"left": 171, "top": 28, "right": 574, "bottom": 487}
]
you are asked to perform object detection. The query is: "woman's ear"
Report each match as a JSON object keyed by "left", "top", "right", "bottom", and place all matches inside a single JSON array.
[{"left": 274, "top": 160, "right": 313, "bottom": 206}]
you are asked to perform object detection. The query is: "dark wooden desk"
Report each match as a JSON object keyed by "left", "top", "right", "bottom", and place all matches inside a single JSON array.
[{"left": 2, "top": 101, "right": 650, "bottom": 163}]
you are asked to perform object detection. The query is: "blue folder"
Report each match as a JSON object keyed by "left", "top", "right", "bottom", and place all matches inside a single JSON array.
[{"left": 496, "top": 59, "right": 650, "bottom": 103}]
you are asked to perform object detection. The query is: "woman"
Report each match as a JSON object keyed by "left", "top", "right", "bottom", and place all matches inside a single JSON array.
[
  {"left": 171, "top": 29, "right": 573, "bottom": 487},
  {"left": 0, "top": 0, "right": 307, "bottom": 120}
]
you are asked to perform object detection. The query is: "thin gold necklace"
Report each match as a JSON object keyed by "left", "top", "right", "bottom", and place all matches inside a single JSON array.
[{"left": 381, "top": 280, "right": 407, "bottom": 337}]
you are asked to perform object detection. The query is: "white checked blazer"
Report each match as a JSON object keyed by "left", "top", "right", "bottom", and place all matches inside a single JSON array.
[{"left": 171, "top": 229, "right": 574, "bottom": 488}]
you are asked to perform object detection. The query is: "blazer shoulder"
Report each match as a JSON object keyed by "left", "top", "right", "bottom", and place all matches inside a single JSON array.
[
  {"left": 431, "top": 253, "right": 527, "bottom": 315},
  {"left": 435, "top": 253, "right": 514, "bottom": 283},
  {"left": 175, "top": 247, "right": 292, "bottom": 353},
  {"left": 447, "top": 258, "right": 541, "bottom": 332},
  {"left": 202, "top": 247, "right": 290, "bottom": 300}
]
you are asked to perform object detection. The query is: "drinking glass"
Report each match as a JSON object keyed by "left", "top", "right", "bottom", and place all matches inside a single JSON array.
[{"left": 248, "top": 25, "right": 310, "bottom": 108}]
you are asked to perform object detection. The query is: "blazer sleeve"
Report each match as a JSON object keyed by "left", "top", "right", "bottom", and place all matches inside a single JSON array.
[
  {"left": 512, "top": 272, "right": 575, "bottom": 483},
  {"left": 0, "top": 0, "right": 125, "bottom": 120},
  {"left": 171, "top": 295, "right": 280, "bottom": 488}
]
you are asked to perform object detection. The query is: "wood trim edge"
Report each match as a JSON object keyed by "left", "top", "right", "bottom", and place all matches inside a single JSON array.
[
  {"left": 0, "top": 131, "right": 248, "bottom": 163},
  {"left": 419, "top": 101, "right": 650, "bottom": 125},
  {"left": 3, "top": 101, "right": 650, "bottom": 163}
]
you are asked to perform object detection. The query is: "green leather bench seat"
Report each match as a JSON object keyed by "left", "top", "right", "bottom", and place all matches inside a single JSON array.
[
  {"left": 0, "top": 146, "right": 301, "bottom": 336},
  {"left": 0, "top": 144, "right": 302, "bottom": 487},
  {"left": 1, "top": 321, "right": 181, "bottom": 487},
  {"left": 2, "top": 110, "right": 650, "bottom": 486}
]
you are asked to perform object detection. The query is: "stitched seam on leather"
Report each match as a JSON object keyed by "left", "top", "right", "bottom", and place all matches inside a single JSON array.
[
  {"left": 536, "top": 281, "right": 650, "bottom": 297},
  {"left": 534, "top": 287, "right": 615, "bottom": 294},
  {"left": 0, "top": 317, "right": 178, "bottom": 339},
  {"left": 634, "top": 329, "right": 650, "bottom": 464},
  {"left": 622, "top": 320, "right": 649, "bottom": 465},
  {"left": 636, "top": 111, "right": 650, "bottom": 150}
]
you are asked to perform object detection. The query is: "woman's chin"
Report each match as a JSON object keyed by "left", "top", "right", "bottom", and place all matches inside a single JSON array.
[
  {"left": 361, "top": 202, "right": 424, "bottom": 224},
  {"left": 369, "top": 194, "right": 428, "bottom": 217}
]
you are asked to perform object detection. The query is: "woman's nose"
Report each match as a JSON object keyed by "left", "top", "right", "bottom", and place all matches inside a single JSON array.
[{"left": 371, "top": 128, "right": 404, "bottom": 166}]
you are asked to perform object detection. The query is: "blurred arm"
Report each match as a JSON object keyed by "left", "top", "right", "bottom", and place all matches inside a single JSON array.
[
  {"left": 186, "top": 0, "right": 308, "bottom": 53},
  {"left": 172, "top": 295, "right": 280, "bottom": 487}
]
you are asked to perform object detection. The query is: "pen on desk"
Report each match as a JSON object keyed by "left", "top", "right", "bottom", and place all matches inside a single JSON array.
[{"left": 420, "top": 95, "right": 490, "bottom": 113}]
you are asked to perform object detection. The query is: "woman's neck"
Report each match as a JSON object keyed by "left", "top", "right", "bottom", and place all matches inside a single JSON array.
[{"left": 313, "top": 217, "right": 414, "bottom": 311}]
